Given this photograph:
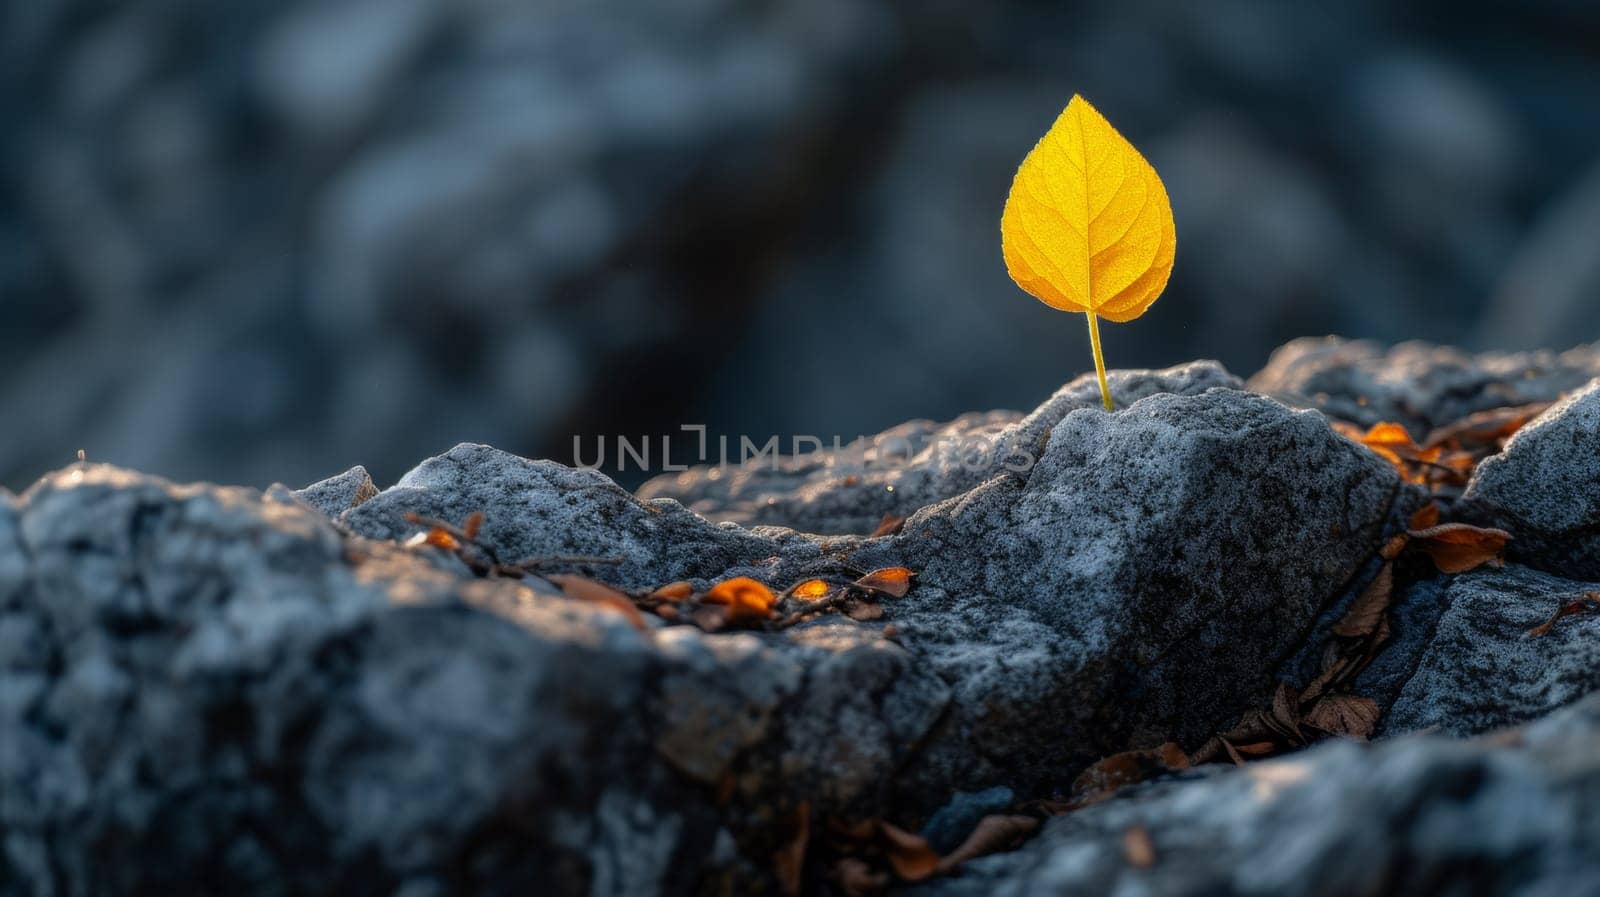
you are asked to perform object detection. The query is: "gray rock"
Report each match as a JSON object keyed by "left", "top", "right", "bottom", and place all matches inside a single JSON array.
[
  {"left": 1384, "top": 565, "right": 1600, "bottom": 736},
  {"left": 639, "top": 361, "right": 1243, "bottom": 535},
  {"left": 343, "top": 442, "right": 806, "bottom": 590},
  {"left": 1464, "top": 379, "right": 1600, "bottom": 577},
  {"left": 867, "top": 388, "right": 1402, "bottom": 800},
  {"left": 1249, "top": 336, "right": 1600, "bottom": 435},
  {"left": 908, "top": 692, "right": 1600, "bottom": 897},
  {"left": 0, "top": 462, "right": 942, "bottom": 895},
  {"left": 293, "top": 464, "right": 379, "bottom": 517},
  {"left": 379, "top": 386, "right": 1400, "bottom": 810},
  {"left": 0, "top": 382, "right": 1409, "bottom": 894}
]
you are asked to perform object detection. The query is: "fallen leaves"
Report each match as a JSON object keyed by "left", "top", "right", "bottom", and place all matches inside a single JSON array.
[
  {"left": 936, "top": 815, "right": 1038, "bottom": 873},
  {"left": 1407, "top": 523, "right": 1511, "bottom": 574},
  {"left": 545, "top": 574, "right": 648, "bottom": 632},
  {"left": 817, "top": 812, "right": 1042, "bottom": 896},
  {"left": 1068, "top": 743, "right": 1189, "bottom": 807},
  {"left": 1334, "top": 401, "right": 1551, "bottom": 493},
  {"left": 1331, "top": 562, "right": 1392, "bottom": 638},
  {"left": 790, "top": 579, "right": 832, "bottom": 601},
  {"left": 703, "top": 577, "right": 779, "bottom": 623},
  {"left": 869, "top": 514, "right": 906, "bottom": 538},
  {"left": 879, "top": 823, "right": 940, "bottom": 882},
  {"left": 855, "top": 567, "right": 915, "bottom": 598},
  {"left": 1301, "top": 694, "right": 1380, "bottom": 739},
  {"left": 1527, "top": 592, "right": 1600, "bottom": 637},
  {"left": 395, "top": 514, "right": 921, "bottom": 635}
]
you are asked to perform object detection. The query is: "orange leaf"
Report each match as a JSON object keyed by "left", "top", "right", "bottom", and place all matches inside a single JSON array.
[
  {"left": 791, "top": 579, "right": 832, "bottom": 601},
  {"left": 1408, "top": 523, "right": 1512, "bottom": 574},
  {"left": 703, "top": 576, "right": 778, "bottom": 622},
  {"left": 854, "top": 567, "right": 915, "bottom": 598},
  {"left": 546, "top": 574, "right": 648, "bottom": 631},
  {"left": 650, "top": 581, "right": 694, "bottom": 601},
  {"left": 407, "top": 527, "right": 460, "bottom": 551},
  {"left": 462, "top": 511, "right": 485, "bottom": 540},
  {"left": 878, "top": 822, "right": 939, "bottom": 882},
  {"left": 1363, "top": 422, "right": 1418, "bottom": 450}
]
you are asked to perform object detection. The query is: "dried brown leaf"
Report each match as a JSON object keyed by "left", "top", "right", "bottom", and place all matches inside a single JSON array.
[
  {"left": 878, "top": 822, "right": 939, "bottom": 882},
  {"left": 1334, "top": 563, "right": 1393, "bottom": 638},
  {"left": 1268, "top": 681, "right": 1302, "bottom": 740},
  {"left": 1380, "top": 532, "right": 1411, "bottom": 561},
  {"left": 870, "top": 514, "right": 907, "bottom": 538},
  {"left": 1303, "top": 694, "right": 1379, "bottom": 740},
  {"left": 1422, "top": 402, "right": 1552, "bottom": 449},
  {"left": 1408, "top": 502, "right": 1441, "bottom": 531},
  {"left": 1122, "top": 825, "right": 1156, "bottom": 868},
  {"left": 1299, "top": 653, "right": 1352, "bottom": 707},
  {"left": 1070, "top": 742, "right": 1189, "bottom": 805},
  {"left": 936, "top": 815, "right": 1039, "bottom": 873},
  {"left": 855, "top": 567, "right": 916, "bottom": 598},
  {"left": 462, "top": 511, "right": 485, "bottom": 541},
  {"left": 546, "top": 574, "right": 648, "bottom": 632},
  {"left": 1527, "top": 592, "right": 1600, "bottom": 638},
  {"left": 1408, "top": 523, "right": 1512, "bottom": 573}
]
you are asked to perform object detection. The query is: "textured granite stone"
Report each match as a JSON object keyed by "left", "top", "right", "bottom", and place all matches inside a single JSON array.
[
  {"left": 1249, "top": 336, "right": 1600, "bottom": 434},
  {"left": 1464, "top": 379, "right": 1600, "bottom": 577}
]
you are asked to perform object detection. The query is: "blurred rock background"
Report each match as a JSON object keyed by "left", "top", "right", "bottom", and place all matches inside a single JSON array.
[{"left": 2, "top": 0, "right": 1598, "bottom": 490}]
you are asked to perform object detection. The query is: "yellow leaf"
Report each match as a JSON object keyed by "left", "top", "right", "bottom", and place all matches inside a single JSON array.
[{"left": 1002, "top": 95, "right": 1176, "bottom": 410}]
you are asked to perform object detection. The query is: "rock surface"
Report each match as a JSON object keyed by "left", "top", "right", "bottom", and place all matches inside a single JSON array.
[
  {"left": 639, "top": 361, "right": 1243, "bottom": 535},
  {"left": 908, "top": 692, "right": 1600, "bottom": 897},
  {"left": 1384, "top": 565, "right": 1600, "bottom": 736},
  {"left": 1464, "top": 379, "right": 1600, "bottom": 577},
  {"left": 8, "top": 347, "right": 1600, "bottom": 895},
  {"left": 1249, "top": 337, "right": 1600, "bottom": 434},
  {"left": 865, "top": 388, "right": 1403, "bottom": 798},
  {"left": 293, "top": 464, "right": 378, "bottom": 517}
]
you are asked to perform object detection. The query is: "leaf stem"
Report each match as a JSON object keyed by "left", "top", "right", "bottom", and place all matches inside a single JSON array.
[{"left": 1085, "top": 311, "right": 1113, "bottom": 411}]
